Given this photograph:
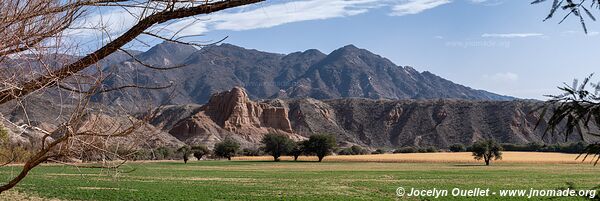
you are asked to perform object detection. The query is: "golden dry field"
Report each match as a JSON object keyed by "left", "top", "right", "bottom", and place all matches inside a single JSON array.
[{"left": 234, "top": 152, "right": 588, "bottom": 164}]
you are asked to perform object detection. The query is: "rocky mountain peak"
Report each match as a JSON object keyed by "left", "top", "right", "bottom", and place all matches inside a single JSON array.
[{"left": 137, "top": 41, "right": 198, "bottom": 65}]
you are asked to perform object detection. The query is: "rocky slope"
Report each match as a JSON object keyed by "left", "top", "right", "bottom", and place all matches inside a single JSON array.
[{"left": 154, "top": 87, "right": 596, "bottom": 148}]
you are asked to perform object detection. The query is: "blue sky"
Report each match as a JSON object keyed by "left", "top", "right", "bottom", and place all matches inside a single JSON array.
[{"left": 75, "top": 0, "right": 600, "bottom": 100}]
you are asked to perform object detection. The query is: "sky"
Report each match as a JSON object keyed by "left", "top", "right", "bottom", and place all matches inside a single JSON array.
[{"left": 72, "top": 0, "right": 600, "bottom": 100}]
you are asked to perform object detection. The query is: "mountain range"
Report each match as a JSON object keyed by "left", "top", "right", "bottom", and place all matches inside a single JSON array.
[
  {"left": 11, "top": 43, "right": 591, "bottom": 151},
  {"left": 92, "top": 42, "right": 514, "bottom": 107}
]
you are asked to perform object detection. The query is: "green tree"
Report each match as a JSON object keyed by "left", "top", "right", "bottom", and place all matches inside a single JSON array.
[
  {"left": 177, "top": 146, "right": 191, "bottom": 164},
  {"left": 261, "top": 133, "right": 294, "bottom": 162},
  {"left": 191, "top": 145, "right": 210, "bottom": 160},
  {"left": 290, "top": 141, "right": 306, "bottom": 161},
  {"left": 304, "top": 134, "right": 336, "bottom": 162},
  {"left": 471, "top": 139, "right": 503, "bottom": 166},
  {"left": 214, "top": 137, "right": 240, "bottom": 160}
]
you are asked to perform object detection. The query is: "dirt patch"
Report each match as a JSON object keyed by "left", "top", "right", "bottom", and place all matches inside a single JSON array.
[{"left": 0, "top": 190, "right": 62, "bottom": 201}]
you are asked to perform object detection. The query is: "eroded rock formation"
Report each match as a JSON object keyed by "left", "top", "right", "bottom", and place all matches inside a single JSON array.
[{"left": 168, "top": 87, "right": 300, "bottom": 147}]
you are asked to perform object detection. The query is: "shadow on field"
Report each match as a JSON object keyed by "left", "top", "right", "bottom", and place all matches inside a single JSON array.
[
  {"left": 230, "top": 160, "right": 318, "bottom": 163},
  {"left": 452, "top": 164, "right": 488, "bottom": 167}
]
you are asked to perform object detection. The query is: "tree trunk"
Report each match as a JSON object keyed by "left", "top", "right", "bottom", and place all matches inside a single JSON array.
[
  {"left": 485, "top": 159, "right": 490, "bottom": 166},
  {"left": 294, "top": 155, "right": 299, "bottom": 161},
  {"left": 227, "top": 156, "right": 231, "bottom": 161},
  {"left": 318, "top": 156, "right": 323, "bottom": 162}
]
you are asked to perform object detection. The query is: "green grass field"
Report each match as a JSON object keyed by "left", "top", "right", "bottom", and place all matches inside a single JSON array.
[{"left": 2, "top": 156, "right": 600, "bottom": 200}]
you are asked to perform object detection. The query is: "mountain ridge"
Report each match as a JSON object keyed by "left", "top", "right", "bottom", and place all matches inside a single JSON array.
[{"left": 92, "top": 42, "right": 514, "bottom": 107}]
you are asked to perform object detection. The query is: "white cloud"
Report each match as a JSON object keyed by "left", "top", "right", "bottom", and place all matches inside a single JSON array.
[
  {"left": 210, "top": 0, "right": 378, "bottom": 31},
  {"left": 562, "top": 30, "right": 599, "bottom": 36},
  {"left": 469, "top": 0, "right": 503, "bottom": 6},
  {"left": 390, "top": 0, "right": 452, "bottom": 16},
  {"left": 481, "top": 33, "right": 544, "bottom": 38},
  {"left": 68, "top": 0, "right": 457, "bottom": 40},
  {"left": 483, "top": 72, "right": 519, "bottom": 82}
]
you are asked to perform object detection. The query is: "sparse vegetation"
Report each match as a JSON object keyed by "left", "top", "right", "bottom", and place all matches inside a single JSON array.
[
  {"left": 214, "top": 138, "right": 240, "bottom": 160},
  {"left": 472, "top": 139, "right": 503, "bottom": 166},
  {"left": 261, "top": 133, "right": 294, "bottom": 162},
  {"left": 304, "top": 134, "right": 336, "bottom": 162}
]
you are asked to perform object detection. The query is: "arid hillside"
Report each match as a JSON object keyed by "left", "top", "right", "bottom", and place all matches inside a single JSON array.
[{"left": 152, "top": 87, "right": 596, "bottom": 148}]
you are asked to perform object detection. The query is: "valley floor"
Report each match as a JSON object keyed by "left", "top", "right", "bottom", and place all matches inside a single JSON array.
[{"left": 1, "top": 152, "right": 599, "bottom": 200}]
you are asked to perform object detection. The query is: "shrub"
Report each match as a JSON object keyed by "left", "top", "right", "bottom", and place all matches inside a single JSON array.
[
  {"left": 338, "top": 145, "right": 368, "bottom": 155},
  {"left": 449, "top": 144, "right": 466, "bottom": 152},
  {"left": 240, "top": 148, "right": 262, "bottom": 156},
  {"left": 371, "top": 149, "right": 386, "bottom": 155},
  {"left": 416, "top": 146, "right": 438, "bottom": 153},
  {"left": 394, "top": 146, "right": 417, "bottom": 153},
  {"left": 304, "top": 134, "right": 336, "bottom": 162},
  {"left": 154, "top": 146, "right": 175, "bottom": 160},
  {"left": 214, "top": 137, "right": 240, "bottom": 160},
  {"left": 261, "top": 133, "right": 294, "bottom": 162},
  {"left": 499, "top": 142, "right": 587, "bottom": 154}
]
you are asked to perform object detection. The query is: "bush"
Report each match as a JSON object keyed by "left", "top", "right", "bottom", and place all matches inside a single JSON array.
[
  {"left": 394, "top": 146, "right": 417, "bottom": 153},
  {"left": 499, "top": 142, "right": 587, "bottom": 154},
  {"left": 449, "top": 144, "right": 466, "bottom": 152},
  {"left": 154, "top": 146, "right": 175, "bottom": 160},
  {"left": 304, "top": 134, "right": 336, "bottom": 162},
  {"left": 214, "top": 137, "right": 240, "bottom": 160},
  {"left": 261, "top": 133, "right": 294, "bottom": 161},
  {"left": 338, "top": 145, "right": 368, "bottom": 155},
  {"left": 417, "top": 146, "right": 438, "bottom": 153},
  {"left": 426, "top": 146, "right": 438, "bottom": 153},
  {"left": 371, "top": 149, "right": 386, "bottom": 155},
  {"left": 240, "top": 148, "right": 262, "bottom": 156}
]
